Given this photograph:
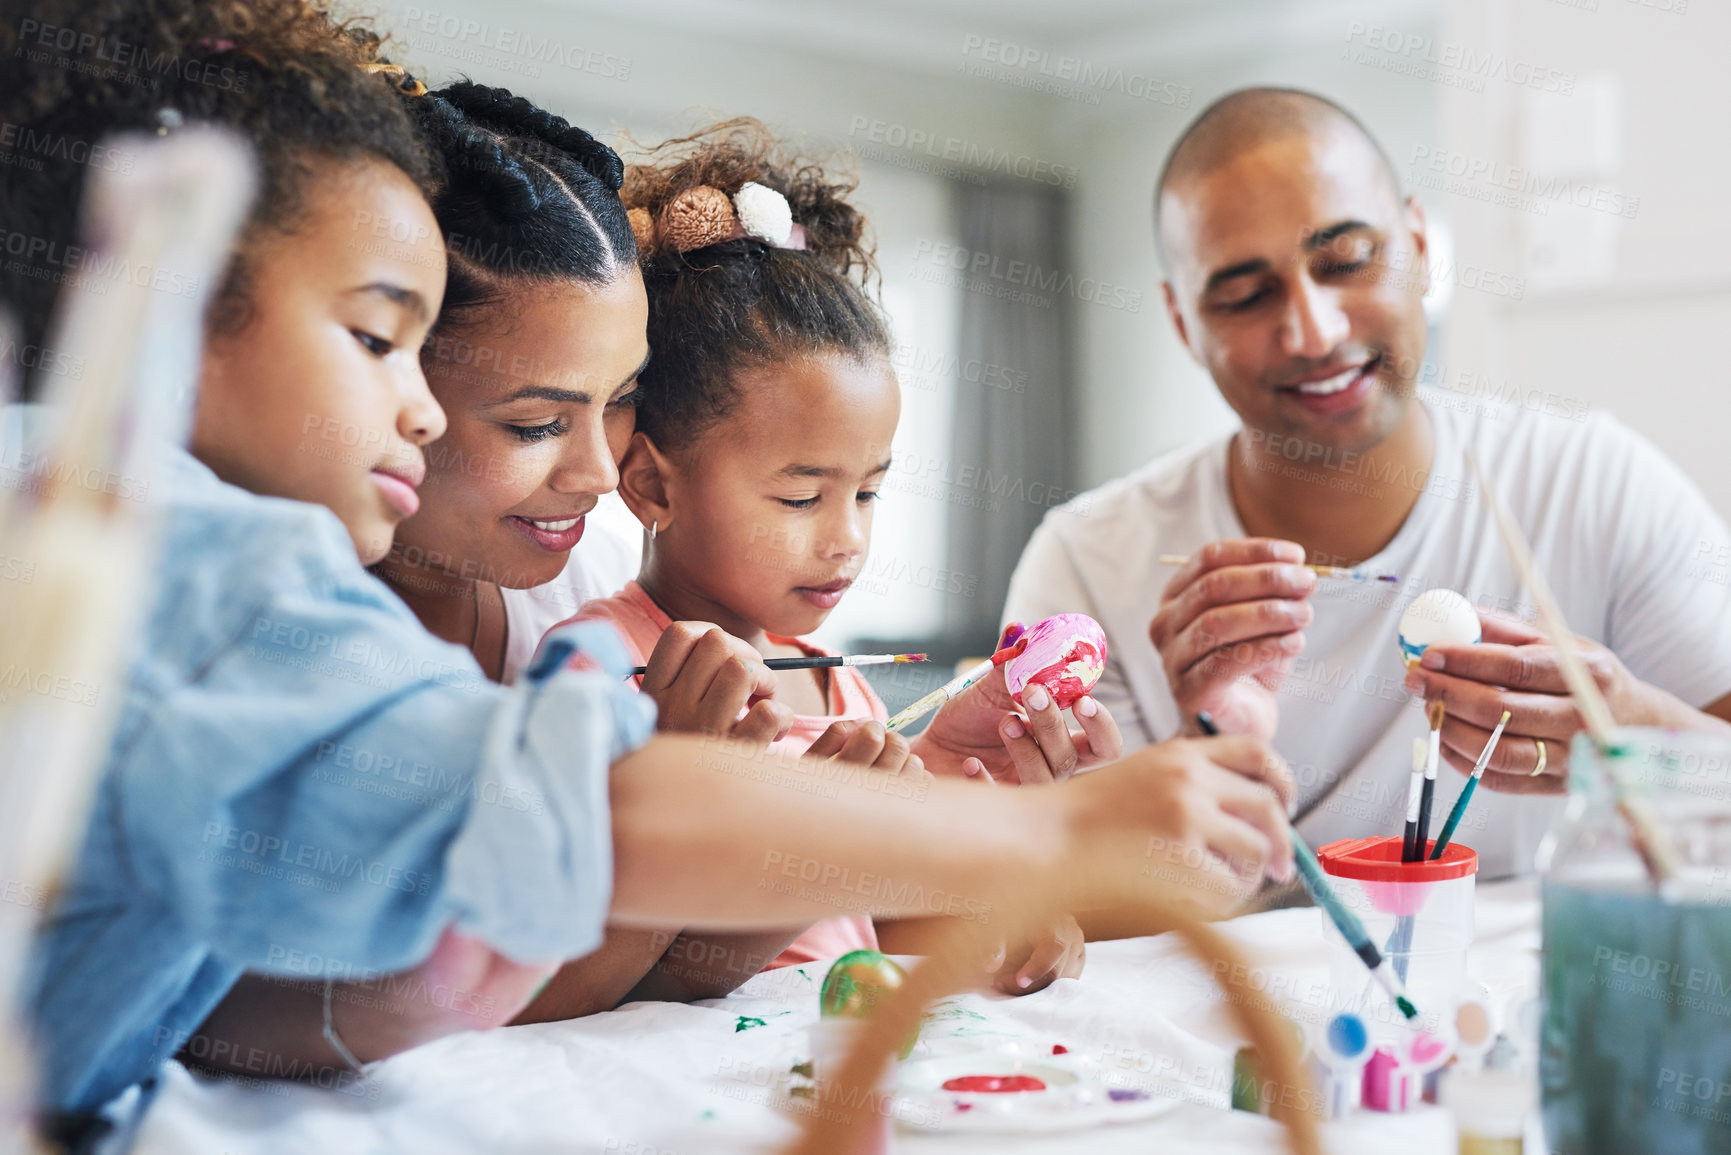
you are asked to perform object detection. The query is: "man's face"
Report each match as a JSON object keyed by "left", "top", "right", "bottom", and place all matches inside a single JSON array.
[{"left": 1160, "top": 127, "right": 1430, "bottom": 456}]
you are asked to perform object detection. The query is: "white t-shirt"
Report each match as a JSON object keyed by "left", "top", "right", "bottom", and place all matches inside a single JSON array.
[
  {"left": 499, "top": 492, "right": 642, "bottom": 683},
  {"left": 1004, "top": 395, "right": 1731, "bottom": 878}
]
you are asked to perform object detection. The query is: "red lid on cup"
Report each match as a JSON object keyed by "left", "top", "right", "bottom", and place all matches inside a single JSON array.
[{"left": 1317, "top": 835, "right": 1478, "bottom": 883}]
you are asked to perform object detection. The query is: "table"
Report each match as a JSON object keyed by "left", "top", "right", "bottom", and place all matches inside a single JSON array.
[{"left": 126, "top": 880, "right": 1542, "bottom": 1154}]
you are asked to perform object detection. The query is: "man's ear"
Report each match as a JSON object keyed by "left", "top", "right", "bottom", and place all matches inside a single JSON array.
[
  {"left": 1163, "top": 281, "right": 1203, "bottom": 367},
  {"left": 617, "top": 431, "right": 676, "bottom": 535},
  {"left": 1404, "top": 193, "right": 1431, "bottom": 298}
]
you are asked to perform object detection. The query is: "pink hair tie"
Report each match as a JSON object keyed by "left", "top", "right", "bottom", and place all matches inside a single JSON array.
[{"left": 197, "top": 38, "right": 236, "bottom": 52}]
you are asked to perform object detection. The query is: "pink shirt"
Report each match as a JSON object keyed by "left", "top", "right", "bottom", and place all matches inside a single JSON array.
[{"left": 564, "top": 581, "right": 883, "bottom": 967}]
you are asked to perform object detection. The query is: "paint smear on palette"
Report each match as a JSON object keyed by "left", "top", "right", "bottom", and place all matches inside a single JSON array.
[
  {"left": 1108, "top": 1088, "right": 1149, "bottom": 1102},
  {"left": 734, "top": 1016, "right": 767, "bottom": 1032},
  {"left": 1407, "top": 1031, "right": 1449, "bottom": 1068},
  {"left": 941, "top": 1074, "right": 1048, "bottom": 1093},
  {"left": 996, "top": 613, "right": 1107, "bottom": 710}
]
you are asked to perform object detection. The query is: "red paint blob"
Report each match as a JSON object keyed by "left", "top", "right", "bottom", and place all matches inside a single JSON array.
[
  {"left": 941, "top": 1074, "right": 1048, "bottom": 1094},
  {"left": 1018, "top": 640, "right": 1103, "bottom": 708},
  {"left": 1051, "top": 1044, "right": 1069, "bottom": 1055}
]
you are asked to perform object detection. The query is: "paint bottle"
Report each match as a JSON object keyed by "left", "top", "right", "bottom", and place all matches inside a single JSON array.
[
  {"left": 1363, "top": 1045, "right": 1418, "bottom": 1112},
  {"left": 1230, "top": 1046, "right": 1266, "bottom": 1113},
  {"left": 1440, "top": 1063, "right": 1529, "bottom": 1155},
  {"left": 1309, "top": 1012, "right": 1372, "bottom": 1118}
]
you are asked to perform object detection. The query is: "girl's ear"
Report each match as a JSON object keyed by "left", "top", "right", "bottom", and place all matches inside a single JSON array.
[{"left": 617, "top": 430, "right": 676, "bottom": 534}]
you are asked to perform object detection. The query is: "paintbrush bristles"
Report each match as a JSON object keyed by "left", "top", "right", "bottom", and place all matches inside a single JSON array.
[{"left": 1427, "top": 699, "right": 1446, "bottom": 730}]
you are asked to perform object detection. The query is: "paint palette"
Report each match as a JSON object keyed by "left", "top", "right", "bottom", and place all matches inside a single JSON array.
[{"left": 895, "top": 1049, "right": 1180, "bottom": 1133}]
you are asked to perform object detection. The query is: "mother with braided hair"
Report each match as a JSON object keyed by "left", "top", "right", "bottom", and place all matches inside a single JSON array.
[{"left": 184, "top": 80, "right": 818, "bottom": 1074}]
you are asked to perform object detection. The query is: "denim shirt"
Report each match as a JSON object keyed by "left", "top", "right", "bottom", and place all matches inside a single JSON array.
[{"left": 23, "top": 446, "right": 655, "bottom": 1117}]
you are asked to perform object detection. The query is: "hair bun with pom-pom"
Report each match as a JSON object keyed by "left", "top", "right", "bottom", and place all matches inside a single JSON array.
[
  {"left": 661, "top": 186, "right": 736, "bottom": 252},
  {"left": 732, "top": 182, "right": 793, "bottom": 246},
  {"left": 627, "top": 207, "right": 656, "bottom": 253}
]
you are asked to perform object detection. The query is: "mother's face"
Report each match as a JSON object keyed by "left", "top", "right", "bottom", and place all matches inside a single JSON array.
[{"left": 394, "top": 271, "right": 650, "bottom": 589}]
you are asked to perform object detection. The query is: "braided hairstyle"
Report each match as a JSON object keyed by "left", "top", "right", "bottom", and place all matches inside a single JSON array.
[
  {"left": 405, "top": 81, "right": 636, "bottom": 329},
  {"left": 0, "top": 0, "right": 435, "bottom": 369},
  {"left": 621, "top": 118, "right": 889, "bottom": 452}
]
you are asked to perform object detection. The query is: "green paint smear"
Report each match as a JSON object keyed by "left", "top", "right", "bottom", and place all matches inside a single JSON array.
[{"left": 734, "top": 1016, "right": 767, "bottom": 1032}]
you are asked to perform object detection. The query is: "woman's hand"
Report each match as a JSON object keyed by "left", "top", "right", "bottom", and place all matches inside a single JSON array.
[
  {"left": 639, "top": 622, "right": 793, "bottom": 744},
  {"left": 911, "top": 664, "right": 1122, "bottom": 784}
]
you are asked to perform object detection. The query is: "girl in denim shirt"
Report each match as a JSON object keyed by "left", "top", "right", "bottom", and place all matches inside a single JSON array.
[{"left": 5, "top": 3, "right": 1300, "bottom": 1143}]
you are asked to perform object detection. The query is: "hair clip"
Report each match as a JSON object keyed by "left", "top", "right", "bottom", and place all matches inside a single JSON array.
[
  {"left": 647, "top": 181, "right": 806, "bottom": 257},
  {"left": 361, "top": 61, "right": 427, "bottom": 98}
]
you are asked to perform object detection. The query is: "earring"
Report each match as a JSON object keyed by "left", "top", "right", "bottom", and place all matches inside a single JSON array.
[{"left": 647, "top": 520, "right": 658, "bottom": 542}]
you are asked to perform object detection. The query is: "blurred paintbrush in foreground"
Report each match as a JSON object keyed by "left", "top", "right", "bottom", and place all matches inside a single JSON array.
[
  {"left": 0, "top": 128, "right": 254, "bottom": 1144},
  {"left": 1466, "top": 450, "right": 1680, "bottom": 888}
]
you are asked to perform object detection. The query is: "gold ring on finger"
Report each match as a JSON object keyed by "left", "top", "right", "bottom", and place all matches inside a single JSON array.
[{"left": 1529, "top": 738, "right": 1547, "bottom": 777}]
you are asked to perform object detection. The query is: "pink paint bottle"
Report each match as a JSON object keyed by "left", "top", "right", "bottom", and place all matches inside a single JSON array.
[{"left": 1363, "top": 1045, "right": 1418, "bottom": 1112}]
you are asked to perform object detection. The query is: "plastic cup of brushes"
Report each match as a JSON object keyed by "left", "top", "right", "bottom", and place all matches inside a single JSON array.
[{"left": 1318, "top": 836, "right": 1477, "bottom": 1039}]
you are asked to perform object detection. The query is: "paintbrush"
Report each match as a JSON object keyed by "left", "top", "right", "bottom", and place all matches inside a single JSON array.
[
  {"left": 628, "top": 653, "right": 926, "bottom": 677},
  {"left": 884, "top": 656, "right": 996, "bottom": 732},
  {"left": 1196, "top": 712, "right": 1419, "bottom": 1022},
  {"left": 1431, "top": 710, "right": 1510, "bottom": 859},
  {"left": 1465, "top": 450, "right": 1681, "bottom": 887},
  {"left": 1413, "top": 699, "right": 1446, "bottom": 861},
  {"left": 1159, "top": 554, "right": 1399, "bottom": 583},
  {"left": 1401, "top": 737, "right": 1426, "bottom": 863}
]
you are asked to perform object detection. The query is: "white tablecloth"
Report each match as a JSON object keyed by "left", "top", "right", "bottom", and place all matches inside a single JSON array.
[{"left": 126, "top": 880, "right": 1541, "bottom": 1155}]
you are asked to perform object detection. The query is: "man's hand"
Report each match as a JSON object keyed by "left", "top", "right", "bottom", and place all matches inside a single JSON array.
[
  {"left": 1064, "top": 735, "right": 1296, "bottom": 918},
  {"left": 639, "top": 622, "right": 793, "bottom": 744},
  {"left": 911, "top": 663, "right": 1122, "bottom": 784},
  {"left": 1402, "top": 608, "right": 1723, "bottom": 795},
  {"left": 1149, "top": 539, "right": 1316, "bottom": 741}
]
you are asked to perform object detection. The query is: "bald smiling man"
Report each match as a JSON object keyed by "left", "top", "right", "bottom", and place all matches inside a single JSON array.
[{"left": 1004, "top": 87, "right": 1731, "bottom": 877}]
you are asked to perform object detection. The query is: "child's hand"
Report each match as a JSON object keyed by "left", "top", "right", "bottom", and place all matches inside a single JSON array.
[
  {"left": 911, "top": 665, "right": 1123, "bottom": 785},
  {"left": 984, "top": 912, "right": 1085, "bottom": 995},
  {"left": 806, "top": 719, "right": 928, "bottom": 777},
  {"left": 640, "top": 622, "right": 793, "bottom": 744}
]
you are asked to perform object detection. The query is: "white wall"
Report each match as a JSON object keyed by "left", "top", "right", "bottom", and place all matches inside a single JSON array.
[
  {"left": 365, "top": 0, "right": 1484, "bottom": 635},
  {"left": 1434, "top": 0, "right": 1731, "bottom": 515}
]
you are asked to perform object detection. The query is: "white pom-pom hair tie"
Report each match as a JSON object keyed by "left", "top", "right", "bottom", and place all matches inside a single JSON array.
[
  {"left": 732, "top": 181, "right": 795, "bottom": 246},
  {"left": 636, "top": 182, "right": 806, "bottom": 256}
]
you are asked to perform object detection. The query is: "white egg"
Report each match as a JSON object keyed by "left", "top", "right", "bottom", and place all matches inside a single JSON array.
[{"left": 1398, "top": 588, "right": 1482, "bottom": 666}]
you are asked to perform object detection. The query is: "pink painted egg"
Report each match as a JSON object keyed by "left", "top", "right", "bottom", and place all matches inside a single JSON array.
[{"left": 999, "top": 613, "right": 1108, "bottom": 709}]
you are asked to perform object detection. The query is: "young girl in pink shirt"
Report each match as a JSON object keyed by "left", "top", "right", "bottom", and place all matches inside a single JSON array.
[{"left": 538, "top": 120, "right": 1128, "bottom": 999}]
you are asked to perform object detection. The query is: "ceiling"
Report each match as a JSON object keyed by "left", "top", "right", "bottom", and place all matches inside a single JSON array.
[{"left": 526, "top": 0, "right": 1441, "bottom": 79}]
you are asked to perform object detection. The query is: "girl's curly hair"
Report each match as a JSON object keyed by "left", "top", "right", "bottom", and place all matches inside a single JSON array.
[
  {"left": 621, "top": 118, "right": 889, "bottom": 451},
  {"left": 0, "top": 0, "right": 436, "bottom": 374}
]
